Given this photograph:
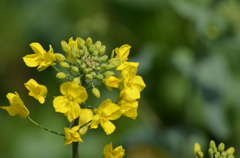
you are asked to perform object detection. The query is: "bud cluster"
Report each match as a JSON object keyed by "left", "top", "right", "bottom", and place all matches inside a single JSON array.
[
  {"left": 194, "top": 140, "right": 235, "bottom": 158},
  {"left": 57, "top": 37, "right": 121, "bottom": 99}
]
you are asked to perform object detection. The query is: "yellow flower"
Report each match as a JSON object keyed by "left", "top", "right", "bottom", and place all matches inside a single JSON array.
[
  {"left": 118, "top": 99, "right": 138, "bottom": 119},
  {"left": 91, "top": 99, "right": 121, "bottom": 135},
  {"left": 53, "top": 82, "right": 88, "bottom": 122},
  {"left": 104, "top": 76, "right": 119, "bottom": 91},
  {"left": 1, "top": 92, "right": 29, "bottom": 118},
  {"left": 112, "top": 44, "right": 131, "bottom": 63},
  {"left": 23, "top": 42, "right": 56, "bottom": 71},
  {"left": 111, "top": 44, "right": 131, "bottom": 70},
  {"left": 78, "top": 108, "right": 93, "bottom": 135},
  {"left": 104, "top": 142, "right": 125, "bottom": 158},
  {"left": 64, "top": 126, "right": 83, "bottom": 145},
  {"left": 24, "top": 78, "right": 47, "bottom": 104},
  {"left": 119, "top": 63, "right": 146, "bottom": 101}
]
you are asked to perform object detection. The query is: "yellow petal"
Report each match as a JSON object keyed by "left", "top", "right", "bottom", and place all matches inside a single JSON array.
[{"left": 100, "top": 118, "right": 116, "bottom": 135}]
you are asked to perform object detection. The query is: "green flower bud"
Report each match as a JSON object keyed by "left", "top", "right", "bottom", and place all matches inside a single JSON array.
[
  {"left": 71, "top": 66, "right": 79, "bottom": 72},
  {"left": 61, "top": 41, "right": 70, "bottom": 53},
  {"left": 105, "top": 62, "right": 121, "bottom": 70},
  {"left": 101, "top": 63, "right": 107, "bottom": 69},
  {"left": 55, "top": 53, "right": 66, "bottom": 62},
  {"left": 221, "top": 151, "right": 227, "bottom": 157},
  {"left": 77, "top": 38, "right": 85, "bottom": 49},
  {"left": 226, "top": 147, "right": 235, "bottom": 156},
  {"left": 95, "top": 66, "right": 101, "bottom": 71},
  {"left": 73, "top": 77, "right": 81, "bottom": 84},
  {"left": 85, "top": 37, "right": 92, "bottom": 47},
  {"left": 93, "top": 50, "right": 98, "bottom": 56},
  {"left": 95, "top": 41, "right": 101, "bottom": 50},
  {"left": 99, "top": 55, "right": 108, "bottom": 62},
  {"left": 56, "top": 72, "right": 67, "bottom": 79},
  {"left": 218, "top": 143, "right": 225, "bottom": 152},
  {"left": 98, "top": 45, "right": 106, "bottom": 55},
  {"left": 89, "top": 44, "right": 95, "bottom": 53},
  {"left": 96, "top": 74, "right": 103, "bottom": 80},
  {"left": 104, "top": 71, "right": 115, "bottom": 77},
  {"left": 92, "top": 88, "right": 100, "bottom": 98},
  {"left": 81, "top": 63, "right": 86, "bottom": 69},
  {"left": 86, "top": 74, "right": 93, "bottom": 80},
  {"left": 196, "top": 151, "right": 204, "bottom": 158},
  {"left": 79, "top": 50, "right": 84, "bottom": 56},
  {"left": 109, "top": 58, "right": 121, "bottom": 63},
  {"left": 70, "top": 45, "right": 79, "bottom": 58},
  {"left": 228, "top": 155, "right": 235, "bottom": 158},
  {"left": 210, "top": 140, "right": 216, "bottom": 149},
  {"left": 208, "top": 148, "right": 214, "bottom": 156},
  {"left": 90, "top": 72, "right": 96, "bottom": 77},
  {"left": 215, "top": 152, "right": 220, "bottom": 157},
  {"left": 60, "top": 62, "right": 70, "bottom": 69},
  {"left": 76, "top": 59, "right": 81, "bottom": 66},
  {"left": 83, "top": 68, "right": 90, "bottom": 74}
]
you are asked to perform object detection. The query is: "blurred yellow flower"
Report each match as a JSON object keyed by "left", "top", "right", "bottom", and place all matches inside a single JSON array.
[
  {"left": 119, "top": 63, "right": 146, "bottom": 101},
  {"left": 24, "top": 78, "right": 47, "bottom": 104},
  {"left": 23, "top": 42, "right": 56, "bottom": 71},
  {"left": 64, "top": 126, "right": 83, "bottom": 145},
  {"left": 118, "top": 99, "right": 138, "bottom": 119},
  {"left": 78, "top": 108, "right": 93, "bottom": 135},
  {"left": 53, "top": 82, "right": 88, "bottom": 122},
  {"left": 112, "top": 44, "right": 131, "bottom": 63},
  {"left": 1, "top": 92, "right": 29, "bottom": 118},
  {"left": 91, "top": 99, "right": 121, "bottom": 135},
  {"left": 104, "top": 142, "right": 125, "bottom": 158},
  {"left": 104, "top": 76, "right": 119, "bottom": 91}
]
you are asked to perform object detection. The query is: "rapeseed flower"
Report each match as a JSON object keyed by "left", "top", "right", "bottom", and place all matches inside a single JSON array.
[{"left": 104, "top": 142, "right": 125, "bottom": 158}]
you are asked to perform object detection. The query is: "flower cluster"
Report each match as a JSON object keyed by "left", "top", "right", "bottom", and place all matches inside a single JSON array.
[
  {"left": 194, "top": 140, "right": 235, "bottom": 158},
  {"left": 1, "top": 37, "right": 146, "bottom": 157}
]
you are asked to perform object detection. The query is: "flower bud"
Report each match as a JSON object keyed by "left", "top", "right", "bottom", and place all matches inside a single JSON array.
[
  {"left": 96, "top": 74, "right": 104, "bottom": 80},
  {"left": 70, "top": 45, "right": 79, "bottom": 58},
  {"left": 85, "top": 37, "right": 92, "bottom": 48},
  {"left": 105, "top": 62, "right": 121, "bottom": 70},
  {"left": 218, "top": 143, "right": 225, "bottom": 152},
  {"left": 55, "top": 53, "right": 65, "bottom": 62},
  {"left": 196, "top": 151, "right": 204, "bottom": 158},
  {"left": 73, "top": 77, "right": 81, "bottom": 84},
  {"left": 95, "top": 41, "right": 101, "bottom": 50},
  {"left": 101, "top": 63, "right": 107, "bottom": 69},
  {"left": 71, "top": 66, "right": 79, "bottom": 72},
  {"left": 77, "top": 38, "right": 85, "bottom": 49},
  {"left": 226, "top": 147, "right": 235, "bottom": 156},
  {"left": 86, "top": 74, "right": 93, "bottom": 80},
  {"left": 210, "top": 140, "right": 216, "bottom": 149},
  {"left": 104, "top": 71, "right": 115, "bottom": 77},
  {"left": 60, "top": 62, "right": 70, "bottom": 69},
  {"left": 61, "top": 41, "right": 70, "bottom": 53},
  {"left": 92, "top": 88, "right": 100, "bottom": 98},
  {"left": 208, "top": 148, "right": 214, "bottom": 156},
  {"left": 83, "top": 68, "right": 90, "bottom": 74},
  {"left": 56, "top": 72, "right": 66, "bottom": 79},
  {"left": 98, "top": 45, "right": 106, "bottom": 55},
  {"left": 221, "top": 151, "right": 227, "bottom": 157},
  {"left": 99, "top": 55, "right": 108, "bottom": 62},
  {"left": 194, "top": 143, "right": 201, "bottom": 153},
  {"left": 89, "top": 44, "right": 95, "bottom": 53},
  {"left": 93, "top": 50, "right": 98, "bottom": 56}
]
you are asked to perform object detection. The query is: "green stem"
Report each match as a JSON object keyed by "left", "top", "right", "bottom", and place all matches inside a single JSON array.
[
  {"left": 72, "top": 118, "right": 79, "bottom": 158},
  {"left": 27, "top": 116, "right": 65, "bottom": 136}
]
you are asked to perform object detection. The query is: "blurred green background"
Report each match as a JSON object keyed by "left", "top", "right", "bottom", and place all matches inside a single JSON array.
[{"left": 1, "top": 0, "right": 240, "bottom": 157}]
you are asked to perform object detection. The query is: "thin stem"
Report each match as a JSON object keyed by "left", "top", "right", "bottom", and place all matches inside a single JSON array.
[
  {"left": 72, "top": 118, "right": 79, "bottom": 158},
  {"left": 27, "top": 116, "right": 65, "bottom": 136}
]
